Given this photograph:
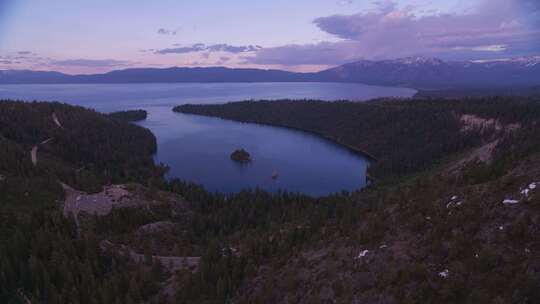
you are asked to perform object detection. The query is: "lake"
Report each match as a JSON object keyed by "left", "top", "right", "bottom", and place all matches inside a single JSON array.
[{"left": 0, "top": 82, "right": 415, "bottom": 195}]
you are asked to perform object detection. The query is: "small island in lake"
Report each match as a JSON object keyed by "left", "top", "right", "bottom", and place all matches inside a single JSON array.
[
  {"left": 108, "top": 109, "right": 148, "bottom": 122},
  {"left": 230, "top": 149, "right": 251, "bottom": 164}
]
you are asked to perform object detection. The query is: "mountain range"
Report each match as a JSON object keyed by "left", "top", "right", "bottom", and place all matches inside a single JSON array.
[{"left": 1, "top": 56, "right": 540, "bottom": 89}]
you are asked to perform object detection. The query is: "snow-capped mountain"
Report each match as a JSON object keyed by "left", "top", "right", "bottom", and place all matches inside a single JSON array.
[{"left": 318, "top": 56, "right": 540, "bottom": 88}]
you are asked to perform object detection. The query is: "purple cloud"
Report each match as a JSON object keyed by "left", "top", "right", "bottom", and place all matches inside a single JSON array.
[
  {"left": 156, "top": 43, "right": 261, "bottom": 55},
  {"left": 206, "top": 44, "right": 260, "bottom": 53},
  {"left": 156, "top": 46, "right": 205, "bottom": 54},
  {"left": 50, "top": 59, "right": 132, "bottom": 67},
  {"left": 157, "top": 28, "right": 179, "bottom": 35},
  {"left": 313, "top": 3, "right": 537, "bottom": 51},
  {"left": 245, "top": 41, "right": 362, "bottom": 65},
  {"left": 215, "top": 56, "right": 231, "bottom": 65},
  {"left": 0, "top": 52, "right": 49, "bottom": 67},
  {"left": 245, "top": 0, "right": 540, "bottom": 66}
]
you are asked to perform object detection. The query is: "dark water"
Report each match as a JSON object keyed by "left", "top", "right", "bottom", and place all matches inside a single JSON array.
[{"left": 0, "top": 82, "right": 415, "bottom": 195}]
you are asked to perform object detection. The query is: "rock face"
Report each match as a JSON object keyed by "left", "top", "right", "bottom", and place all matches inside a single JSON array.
[{"left": 230, "top": 149, "right": 251, "bottom": 164}]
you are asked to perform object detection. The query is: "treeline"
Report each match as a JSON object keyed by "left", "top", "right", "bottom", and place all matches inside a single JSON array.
[
  {"left": 175, "top": 97, "right": 540, "bottom": 179},
  {"left": 414, "top": 86, "right": 540, "bottom": 99},
  {"left": 108, "top": 110, "right": 148, "bottom": 122}
]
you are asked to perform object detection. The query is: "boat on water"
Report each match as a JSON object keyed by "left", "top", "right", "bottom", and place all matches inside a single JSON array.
[{"left": 271, "top": 170, "right": 279, "bottom": 180}]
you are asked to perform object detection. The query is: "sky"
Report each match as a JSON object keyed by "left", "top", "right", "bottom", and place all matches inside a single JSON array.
[{"left": 0, "top": 0, "right": 538, "bottom": 74}]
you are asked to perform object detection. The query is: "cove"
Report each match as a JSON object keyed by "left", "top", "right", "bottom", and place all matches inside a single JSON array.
[{"left": 0, "top": 82, "right": 416, "bottom": 195}]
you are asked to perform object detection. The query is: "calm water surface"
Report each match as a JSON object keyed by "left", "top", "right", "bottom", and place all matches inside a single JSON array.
[{"left": 0, "top": 82, "right": 415, "bottom": 195}]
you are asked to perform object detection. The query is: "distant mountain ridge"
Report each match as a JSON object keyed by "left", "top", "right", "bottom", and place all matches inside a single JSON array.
[
  {"left": 1, "top": 56, "right": 540, "bottom": 89},
  {"left": 0, "top": 67, "right": 311, "bottom": 84},
  {"left": 317, "top": 56, "right": 540, "bottom": 88}
]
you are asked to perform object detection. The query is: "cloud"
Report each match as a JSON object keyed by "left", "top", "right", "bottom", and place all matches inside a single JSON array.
[
  {"left": 0, "top": 52, "right": 48, "bottom": 67},
  {"left": 215, "top": 56, "right": 231, "bottom": 65},
  {"left": 50, "top": 59, "right": 132, "bottom": 67},
  {"left": 336, "top": 0, "right": 353, "bottom": 6},
  {"left": 206, "top": 44, "right": 260, "bottom": 53},
  {"left": 157, "top": 44, "right": 205, "bottom": 54},
  {"left": 156, "top": 43, "right": 261, "bottom": 55},
  {"left": 313, "top": 0, "right": 538, "bottom": 53},
  {"left": 245, "top": 0, "right": 540, "bottom": 66},
  {"left": 157, "top": 28, "right": 179, "bottom": 35},
  {"left": 245, "top": 41, "right": 362, "bottom": 65}
]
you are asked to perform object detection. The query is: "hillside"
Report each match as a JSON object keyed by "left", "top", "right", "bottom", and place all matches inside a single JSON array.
[
  {"left": 230, "top": 150, "right": 540, "bottom": 303},
  {"left": 1, "top": 98, "right": 540, "bottom": 303}
]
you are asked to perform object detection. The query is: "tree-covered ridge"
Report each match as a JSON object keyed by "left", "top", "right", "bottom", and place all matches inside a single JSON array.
[
  {"left": 228, "top": 155, "right": 540, "bottom": 303},
  {"left": 0, "top": 100, "right": 159, "bottom": 207},
  {"left": 175, "top": 97, "right": 540, "bottom": 179}
]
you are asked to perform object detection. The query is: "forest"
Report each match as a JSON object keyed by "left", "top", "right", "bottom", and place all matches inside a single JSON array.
[
  {"left": 1, "top": 97, "right": 540, "bottom": 303},
  {"left": 0, "top": 101, "right": 160, "bottom": 207}
]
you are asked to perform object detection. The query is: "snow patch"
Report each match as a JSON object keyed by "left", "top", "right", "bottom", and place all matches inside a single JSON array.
[
  {"left": 502, "top": 199, "right": 519, "bottom": 205},
  {"left": 438, "top": 269, "right": 449, "bottom": 278},
  {"left": 446, "top": 196, "right": 463, "bottom": 208},
  {"left": 355, "top": 250, "right": 369, "bottom": 259},
  {"left": 52, "top": 112, "right": 63, "bottom": 128},
  {"left": 392, "top": 56, "right": 444, "bottom": 66},
  {"left": 520, "top": 182, "right": 537, "bottom": 197}
]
